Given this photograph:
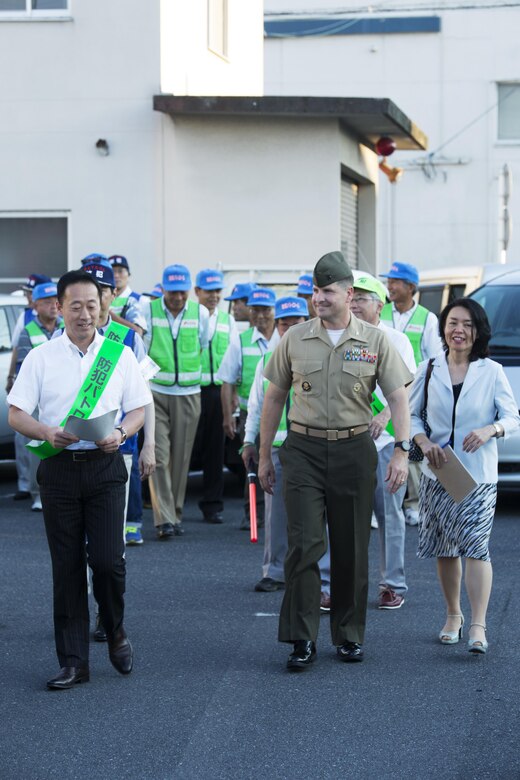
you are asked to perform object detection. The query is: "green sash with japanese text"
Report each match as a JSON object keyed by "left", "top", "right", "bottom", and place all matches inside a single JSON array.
[{"left": 26, "top": 337, "right": 125, "bottom": 460}]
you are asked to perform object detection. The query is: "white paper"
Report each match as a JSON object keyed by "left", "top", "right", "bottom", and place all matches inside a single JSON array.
[
  {"left": 139, "top": 355, "right": 160, "bottom": 381},
  {"left": 64, "top": 409, "right": 118, "bottom": 442}
]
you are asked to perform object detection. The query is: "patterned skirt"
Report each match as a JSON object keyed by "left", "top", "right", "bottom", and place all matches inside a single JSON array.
[{"left": 417, "top": 475, "right": 497, "bottom": 561}]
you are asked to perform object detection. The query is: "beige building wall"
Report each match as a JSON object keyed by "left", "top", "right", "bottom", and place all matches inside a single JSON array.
[{"left": 160, "top": 115, "right": 378, "bottom": 279}]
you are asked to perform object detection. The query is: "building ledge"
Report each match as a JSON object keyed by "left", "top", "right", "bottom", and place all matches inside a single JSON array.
[{"left": 153, "top": 94, "right": 427, "bottom": 152}]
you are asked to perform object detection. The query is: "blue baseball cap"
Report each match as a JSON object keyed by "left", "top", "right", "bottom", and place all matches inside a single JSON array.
[
  {"left": 162, "top": 264, "right": 192, "bottom": 291},
  {"left": 380, "top": 262, "right": 419, "bottom": 286},
  {"left": 81, "top": 253, "right": 109, "bottom": 267},
  {"left": 32, "top": 282, "right": 58, "bottom": 302},
  {"left": 142, "top": 282, "right": 163, "bottom": 298},
  {"left": 275, "top": 296, "right": 309, "bottom": 319},
  {"left": 247, "top": 287, "right": 276, "bottom": 308},
  {"left": 83, "top": 262, "right": 116, "bottom": 288},
  {"left": 108, "top": 255, "right": 130, "bottom": 271},
  {"left": 224, "top": 282, "right": 257, "bottom": 301},
  {"left": 21, "top": 273, "right": 52, "bottom": 291},
  {"left": 195, "top": 268, "right": 224, "bottom": 290},
  {"left": 296, "top": 273, "right": 313, "bottom": 295}
]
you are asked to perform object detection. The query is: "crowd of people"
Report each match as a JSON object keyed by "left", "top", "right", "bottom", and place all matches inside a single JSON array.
[{"left": 5, "top": 250, "right": 518, "bottom": 687}]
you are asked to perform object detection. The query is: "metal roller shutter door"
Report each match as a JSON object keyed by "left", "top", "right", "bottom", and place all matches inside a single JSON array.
[{"left": 340, "top": 177, "right": 359, "bottom": 270}]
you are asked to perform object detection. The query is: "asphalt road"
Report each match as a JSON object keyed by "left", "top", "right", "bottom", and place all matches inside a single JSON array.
[{"left": 0, "top": 461, "right": 519, "bottom": 780}]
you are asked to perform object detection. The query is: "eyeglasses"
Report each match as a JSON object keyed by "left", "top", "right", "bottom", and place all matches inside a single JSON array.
[{"left": 352, "top": 295, "right": 377, "bottom": 304}]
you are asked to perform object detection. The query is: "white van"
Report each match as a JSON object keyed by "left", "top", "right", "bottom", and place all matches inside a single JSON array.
[
  {"left": 417, "top": 264, "right": 520, "bottom": 316},
  {"left": 469, "top": 269, "right": 520, "bottom": 488}
]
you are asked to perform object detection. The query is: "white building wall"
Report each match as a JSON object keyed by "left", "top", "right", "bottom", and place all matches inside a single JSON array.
[
  {"left": 0, "top": 0, "right": 264, "bottom": 292},
  {"left": 160, "top": 0, "right": 263, "bottom": 97},
  {"left": 264, "top": 3, "right": 520, "bottom": 272},
  {"left": 0, "top": 0, "right": 163, "bottom": 290}
]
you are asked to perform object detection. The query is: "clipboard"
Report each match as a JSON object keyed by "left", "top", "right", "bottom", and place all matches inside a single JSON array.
[{"left": 430, "top": 445, "right": 478, "bottom": 503}]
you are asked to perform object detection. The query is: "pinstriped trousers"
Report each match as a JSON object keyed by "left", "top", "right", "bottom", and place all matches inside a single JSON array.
[{"left": 37, "top": 451, "right": 128, "bottom": 667}]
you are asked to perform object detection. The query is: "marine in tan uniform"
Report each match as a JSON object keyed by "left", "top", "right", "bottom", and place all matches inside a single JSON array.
[{"left": 259, "top": 251, "right": 413, "bottom": 670}]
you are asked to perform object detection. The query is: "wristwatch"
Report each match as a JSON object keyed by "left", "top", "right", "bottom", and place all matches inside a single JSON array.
[
  {"left": 394, "top": 440, "right": 411, "bottom": 452},
  {"left": 492, "top": 423, "right": 502, "bottom": 438},
  {"left": 115, "top": 426, "right": 128, "bottom": 445}
]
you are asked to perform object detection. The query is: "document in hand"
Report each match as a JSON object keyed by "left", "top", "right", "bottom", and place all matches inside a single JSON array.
[
  {"left": 64, "top": 409, "right": 118, "bottom": 442},
  {"left": 430, "top": 445, "right": 478, "bottom": 503}
]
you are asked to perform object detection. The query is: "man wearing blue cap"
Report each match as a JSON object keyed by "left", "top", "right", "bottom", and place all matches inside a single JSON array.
[
  {"left": 142, "top": 264, "right": 210, "bottom": 538},
  {"left": 380, "top": 261, "right": 442, "bottom": 526},
  {"left": 107, "top": 255, "right": 146, "bottom": 337},
  {"left": 217, "top": 287, "right": 276, "bottom": 529},
  {"left": 83, "top": 261, "right": 155, "bottom": 550},
  {"left": 192, "top": 269, "right": 239, "bottom": 523},
  {"left": 224, "top": 282, "right": 257, "bottom": 323},
  {"left": 296, "top": 273, "right": 316, "bottom": 317},
  {"left": 6, "top": 273, "right": 54, "bottom": 501},
  {"left": 13, "top": 282, "right": 63, "bottom": 511}
]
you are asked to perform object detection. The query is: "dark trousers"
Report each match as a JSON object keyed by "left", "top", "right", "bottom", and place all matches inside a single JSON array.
[
  {"left": 194, "top": 384, "right": 225, "bottom": 515},
  {"left": 37, "top": 451, "right": 128, "bottom": 667},
  {"left": 278, "top": 430, "right": 377, "bottom": 646}
]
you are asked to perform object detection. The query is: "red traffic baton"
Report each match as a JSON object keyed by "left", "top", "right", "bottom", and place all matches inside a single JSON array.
[{"left": 247, "top": 458, "right": 258, "bottom": 544}]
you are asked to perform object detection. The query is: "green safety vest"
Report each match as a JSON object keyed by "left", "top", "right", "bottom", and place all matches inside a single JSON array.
[
  {"left": 262, "top": 352, "right": 292, "bottom": 447},
  {"left": 371, "top": 393, "right": 395, "bottom": 437},
  {"left": 148, "top": 298, "right": 202, "bottom": 387},
  {"left": 380, "top": 303, "right": 429, "bottom": 364},
  {"left": 25, "top": 319, "right": 62, "bottom": 348},
  {"left": 26, "top": 337, "right": 125, "bottom": 460},
  {"left": 237, "top": 328, "right": 263, "bottom": 411},
  {"left": 111, "top": 294, "right": 132, "bottom": 317},
  {"left": 201, "top": 310, "right": 231, "bottom": 387}
]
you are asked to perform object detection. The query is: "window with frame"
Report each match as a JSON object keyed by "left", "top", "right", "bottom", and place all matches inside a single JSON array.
[
  {"left": 208, "top": 0, "right": 228, "bottom": 59},
  {"left": 0, "top": 0, "right": 68, "bottom": 14},
  {"left": 497, "top": 83, "right": 520, "bottom": 141},
  {"left": 0, "top": 215, "right": 68, "bottom": 294}
]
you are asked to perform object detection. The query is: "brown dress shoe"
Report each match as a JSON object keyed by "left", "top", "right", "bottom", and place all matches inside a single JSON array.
[
  {"left": 108, "top": 629, "right": 133, "bottom": 675},
  {"left": 46, "top": 666, "right": 90, "bottom": 690}
]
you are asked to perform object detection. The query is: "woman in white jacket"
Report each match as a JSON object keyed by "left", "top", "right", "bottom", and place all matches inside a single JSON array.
[{"left": 410, "top": 298, "right": 519, "bottom": 654}]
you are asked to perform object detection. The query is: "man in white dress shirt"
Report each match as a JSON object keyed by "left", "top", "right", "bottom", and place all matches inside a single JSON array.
[
  {"left": 7, "top": 270, "right": 151, "bottom": 690},
  {"left": 351, "top": 272, "right": 416, "bottom": 609}
]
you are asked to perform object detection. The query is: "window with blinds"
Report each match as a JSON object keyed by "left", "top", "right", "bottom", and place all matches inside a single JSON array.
[{"left": 340, "top": 176, "right": 359, "bottom": 270}]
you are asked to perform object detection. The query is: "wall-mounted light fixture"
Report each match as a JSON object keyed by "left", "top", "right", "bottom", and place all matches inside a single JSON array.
[
  {"left": 375, "top": 136, "right": 403, "bottom": 184},
  {"left": 95, "top": 138, "right": 110, "bottom": 156}
]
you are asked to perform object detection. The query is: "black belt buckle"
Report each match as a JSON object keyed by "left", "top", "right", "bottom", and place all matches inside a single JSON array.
[{"left": 72, "top": 451, "right": 88, "bottom": 462}]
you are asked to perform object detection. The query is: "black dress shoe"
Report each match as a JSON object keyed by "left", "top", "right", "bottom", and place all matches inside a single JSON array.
[
  {"left": 108, "top": 629, "right": 133, "bottom": 675},
  {"left": 172, "top": 524, "right": 184, "bottom": 536},
  {"left": 13, "top": 490, "right": 31, "bottom": 501},
  {"left": 254, "top": 577, "right": 285, "bottom": 592},
  {"left": 47, "top": 666, "right": 89, "bottom": 690},
  {"left": 287, "top": 640, "right": 316, "bottom": 671},
  {"left": 337, "top": 641, "right": 364, "bottom": 663},
  {"left": 93, "top": 614, "right": 107, "bottom": 642}
]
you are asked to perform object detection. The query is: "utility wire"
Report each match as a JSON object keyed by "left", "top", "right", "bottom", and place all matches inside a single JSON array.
[
  {"left": 429, "top": 85, "right": 517, "bottom": 157},
  {"left": 266, "top": 1, "right": 520, "bottom": 17}
]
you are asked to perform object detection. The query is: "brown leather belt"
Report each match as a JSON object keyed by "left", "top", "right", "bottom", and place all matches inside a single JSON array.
[{"left": 290, "top": 423, "right": 369, "bottom": 441}]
